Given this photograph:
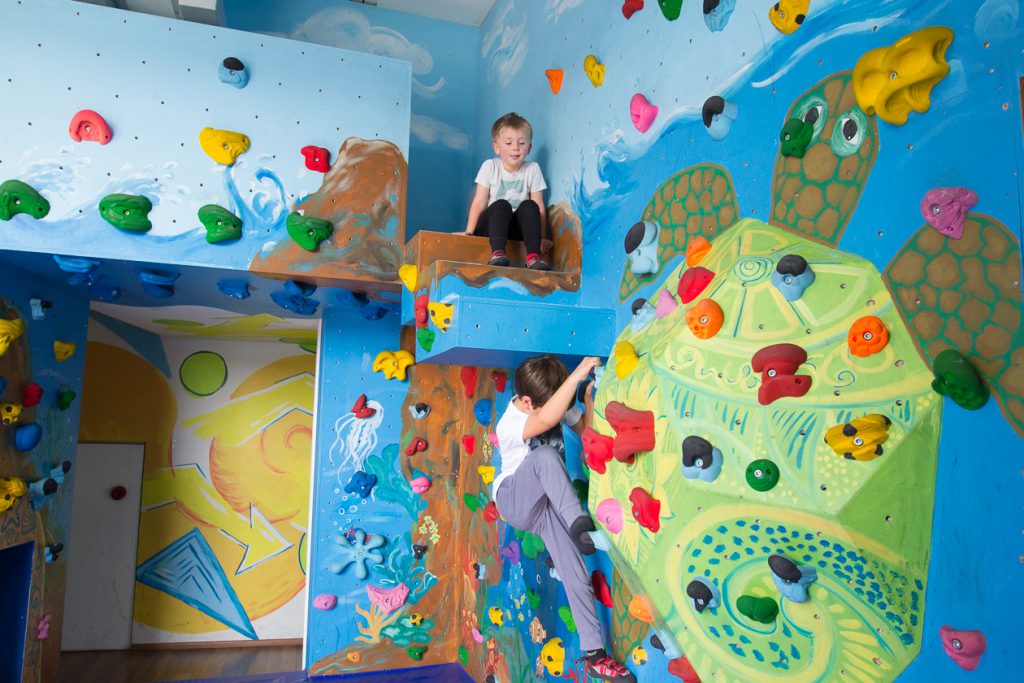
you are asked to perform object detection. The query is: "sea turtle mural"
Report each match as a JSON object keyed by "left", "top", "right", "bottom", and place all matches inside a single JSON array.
[{"left": 595, "top": 47, "right": 1022, "bottom": 683}]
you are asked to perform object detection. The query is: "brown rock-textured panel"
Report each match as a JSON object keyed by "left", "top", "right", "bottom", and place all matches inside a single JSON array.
[{"left": 250, "top": 138, "right": 407, "bottom": 290}]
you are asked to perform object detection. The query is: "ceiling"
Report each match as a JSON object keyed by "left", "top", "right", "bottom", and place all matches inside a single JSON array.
[{"left": 75, "top": 0, "right": 500, "bottom": 27}]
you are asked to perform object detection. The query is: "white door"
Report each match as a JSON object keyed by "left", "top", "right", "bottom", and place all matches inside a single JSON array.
[{"left": 61, "top": 442, "right": 145, "bottom": 651}]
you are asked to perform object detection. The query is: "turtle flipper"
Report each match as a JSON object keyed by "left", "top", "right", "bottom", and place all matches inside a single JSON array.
[
  {"left": 618, "top": 162, "right": 739, "bottom": 301},
  {"left": 884, "top": 213, "right": 1024, "bottom": 438}
]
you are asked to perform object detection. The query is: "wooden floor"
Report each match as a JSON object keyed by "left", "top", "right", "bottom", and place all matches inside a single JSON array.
[{"left": 60, "top": 644, "right": 303, "bottom": 683}]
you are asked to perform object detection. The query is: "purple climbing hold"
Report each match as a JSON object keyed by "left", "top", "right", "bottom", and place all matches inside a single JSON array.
[{"left": 920, "top": 187, "right": 978, "bottom": 239}]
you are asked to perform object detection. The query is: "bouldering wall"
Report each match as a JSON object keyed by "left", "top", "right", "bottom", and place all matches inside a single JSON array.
[
  {"left": 222, "top": 0, "right": 479, "bottom": 237},
  {"left": 79, "top": 313, "right": 316, "bottom": 643},
  {"left": 0, "top": 262, "right": 90, "bottom": 683},
  {"left": 469, "top": 1, "right": 1024, "bottom": 681},
  {"left": 0, "top": 0, "right": 410, "bottom": 291}
]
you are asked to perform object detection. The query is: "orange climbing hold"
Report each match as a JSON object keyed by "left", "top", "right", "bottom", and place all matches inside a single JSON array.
[
  {"left": 628, "top": 594, "right": 654, "bottom": 623},
  {"left": 848, "top": 315, "right": 889, "bottom": 357},
  {"left": 545, "top": 69, "right": 564, "bottom": 94},
  {"left": 685, "top": 299, "right": 724, "bottom": 339},
  {"left": 685, "top": 236, "right": 712, "bottom": 266},
  {"left": 605, "top": 401, "right": 655, "bottom": 463}
]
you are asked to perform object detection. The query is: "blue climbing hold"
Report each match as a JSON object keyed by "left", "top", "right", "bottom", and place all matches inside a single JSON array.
[
  {"left": 474, "top": 399, "right": 493, "bottom": 426},
  {"left": 344, "top": 471, "right": 378, "bottom": 499},
  {"left": 769, "top": 554, "right": 818, "bottom": 602},
  {"left": 0, "top": 377, "right": 6, "bottom": 394},
  {"left": 686, "top": 576, "right": 721, "bottom": 613},
  {"left": 327, "top": 529, "right": 386, "bottom": 580},
  {"left": 217, "top": 279, "right": 251, "bottom": 300},
  {"left": 770, "top": 255, "right": 815, "bottom": 302},
  {"left": 218, "top": 57, "right": 249, "bottom": 89},
  {"left": 285, "top": 280, "right": 317, "bottom": 297},
  {"left": 271, "top": 290, "right": 319, "bottom": 315},
  {"left": 15, "top": 422, "right": 42, "bottom": 452},
  {"left": 681, "top": 436, "right": 723, "bottom": 483}
]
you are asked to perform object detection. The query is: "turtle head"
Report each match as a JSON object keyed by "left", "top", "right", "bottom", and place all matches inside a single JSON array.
[{"left": 770, "top": 72, "right": 878, "bottom": 246}]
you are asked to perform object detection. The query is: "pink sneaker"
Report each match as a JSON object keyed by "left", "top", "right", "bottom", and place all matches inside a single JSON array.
[
  {"left": 488, "top": 249, "right": 510, "bottom": 267},
  {"left": 527, "top": 252, "right": 551, "bottom": 271},
  {"left": 583, "top": 652, "right": 636, "bottom": 682}
]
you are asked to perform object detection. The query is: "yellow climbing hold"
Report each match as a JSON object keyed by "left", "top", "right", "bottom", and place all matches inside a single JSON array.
[
  {"left": 0, "top": 318, "right": 25, "bottom": 356},
  {"left": 613, "top": 341, "right": 638, "bottom": 379},
  {"left": 852, "top": 26, "right": 954, "bottom": 126},
  {"left": 583, "top": 55, "right": 605, "bottom": 87},
  {"left": 398, "top": 264, "right": 418, "bottom": 292},
  {"left": 372, "top": 349, "right": 415, "bottom": 381},
  {"left": 540, "top": 637, "right": 566, "bottom": 677},
  {"left": 199, "top": 127, "right": 251, "bottom": 166},
  {"left": 477, "top": 465, "right": 495, "bottom": 485},
  {"left": 53, "top": 340, "right": 76, "bottom": 362},
  {"left": 428, "top": 302, "right": 454, "bottom": 332},
  {"left": 488, "top": 606, "right": 504, "bottom": 627}
]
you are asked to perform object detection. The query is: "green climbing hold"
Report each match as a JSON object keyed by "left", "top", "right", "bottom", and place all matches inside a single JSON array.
[
  {"left": 932, "top": 348, "right": 990, "bottom": 410},
  {"left": 99, "top": 193, "right": 153, "bottom": 232},
  {"left": 745, "top": 458, "right": 780, "bottom": 492},
  {"left": 417, "top": 327, "right": 436, "bottom": 352},
  {"left": 286, "top": 211, "right": 333, "bottom": 251},
  {"left": 521, "top": 531, "right": 546, "bottom": 559},
  {"left": 198, "top": 204, "right": 242, "bottom": 244},
  {"left": 558, "top": 605, "right": 577, "bottom": 633},
  {"left": 780, "top": 118, "right": 814, "bottom": 158},
  {"left": 407, "top": 645, "right": 427, "bottom": 661},
  {"left": 658, "top": 0, "right": 683, "bottom": 20},
  {"left": 737, "top": 595, "right": 779, "bottom": 624},
  {"left": 527, "top": 589, "right": 541, "bottom": 611},
  {"left": 299, "top": 341, "right": 317, "bottom": 353},
  {"left": 56, "top": 389, "right": 76, "bottom": 411},
  {"left": 572, "top": 478, "right": 589, "bottom": 506},
  {"left": 458, "top": 645, "right": 468, "bottom": 666},
  {"left": 0, "top": 179, "right": 50, "bottom": 221},
  {"left": 463, "top": 492, "right": 479, "bottom": 512}
]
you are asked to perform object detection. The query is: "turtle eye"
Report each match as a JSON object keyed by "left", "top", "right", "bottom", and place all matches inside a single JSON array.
[
  {"left": 792, "top": 94, "right": 828, "bottom": 142},
  {"left": 831, "top": 107, "right": 869, "bottom": 158}
]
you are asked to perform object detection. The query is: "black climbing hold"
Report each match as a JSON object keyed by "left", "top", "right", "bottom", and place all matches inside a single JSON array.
[
  {"left": 768, "top": 554, "right": 802, "bottom": 583},
  {"left": 702, "top": 96, "right": 726, "bottom": 127},
  {"left": 42, "top": 478, "right": 58, "bottom": 495},
  {"left": 631, "top": 298, "right": 648, "bottom": 315},
  {"left": 703, "top": 0, "right": 720, "bottom": 14},
  {"left": 412, "top": 543, "right": 427, "bottom": 559},
  {"left": 223, "top": 57, "right": 244, "bottom": 71},
  {"left": 624, "top": 221, "right": 646, "bottom": 254},
  {"left": 842, "top": 423, "right": 857, "bottom": 437},
  {"left": 649, "top": 634, "right": 664, "bottom": 652},
  {"left": 682, "top": 435, "right": 714, "bottom": 469},
  {"left": 687, "top": 579, "right": 714, "bottom": 612},
  {"left": 776, "top": 254, "right": 809, "bottom": 276}
]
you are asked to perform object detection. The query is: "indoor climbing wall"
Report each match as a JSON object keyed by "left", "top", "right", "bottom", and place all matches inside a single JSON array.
[
  {"left": 0, "top": 0, "right": 410, "bottom": 289},
  {"left": 79, "top": 315, "right": 316, "bottom": 643},
  {"left": 0, "top": 261, "right": 90, "bottom": 683},
  {"left": 471, "top": 1, "right": 1023, "bottom": 681}
]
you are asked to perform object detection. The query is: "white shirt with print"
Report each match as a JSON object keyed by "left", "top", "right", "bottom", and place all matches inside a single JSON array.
[{"left": 475, "top": 158, "right": 547, "bottom": 210}]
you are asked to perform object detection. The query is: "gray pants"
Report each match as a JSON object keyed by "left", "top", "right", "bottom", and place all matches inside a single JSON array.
[{"left": 495, "top": 445, "right": 603, "bottom": 652}]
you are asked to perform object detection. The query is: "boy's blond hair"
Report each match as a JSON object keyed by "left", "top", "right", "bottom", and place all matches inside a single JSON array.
[
  {"left": 514, "top": 354, "right": 568, "bottom": 407},
  {"left": 491, "top": 112, "right": 533, "bottom": 142}
]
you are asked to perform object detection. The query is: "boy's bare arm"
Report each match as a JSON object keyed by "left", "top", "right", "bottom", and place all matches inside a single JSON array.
[
  {"left": 523, "top": 358, "right": 600, "bottom": 440},
  {"left": 465, "top": 184, "right": 491, "bottom": 235}
]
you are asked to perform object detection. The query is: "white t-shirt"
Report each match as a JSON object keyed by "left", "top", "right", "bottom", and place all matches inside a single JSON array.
[
  {"left": 475, "top": 158, "right": 547, "bottom": 210},
  {"left": 492, "top": 397, "right": 582, "bottom": 496}
]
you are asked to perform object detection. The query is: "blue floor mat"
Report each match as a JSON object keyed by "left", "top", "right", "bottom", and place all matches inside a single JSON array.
[{"left": 158, "top": 663, "right": 474, "bottom": 683}]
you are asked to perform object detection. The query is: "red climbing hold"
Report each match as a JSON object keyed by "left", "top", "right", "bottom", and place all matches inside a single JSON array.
[
  {"left": 483, "top": 501, "right": 499, "bottom": 523},
  {"left": 414, "top": 295, "right": 429, "bottom": 328},
  {"left": 668, "top": 655, "right": 702, "bottom": 682},
  {"left": 492, "top": 370, "right": 507, "bottom": 393},
  {"left": 591, "top": 570, "right": 614, "bottom": 608},
  {"left": 461, "top": 367, "right": 478, "bottom": 398},
  {"left": 301, "top": 145, "right": 331, "bottom": 173},
  {"left": 405, "top": 437, "right": 428, "bottom": 455},
  {"left": 21, "top": 383, "right": 43, "bottom": 408},
  {"left": 751, "top": 343, "right": 812, "bottom": 405},
  {"left": 605, "top": 401, "right": 655, "bottom": 463},
  {"left": 622, "top": 0, "right": 644, "bottom": 19},
  {"left": 582, "top": 427, "right": 615, "bottom": 474},
  {"left": 629, "top": 487, "right": 661, "bottom": 533},
  {"left": 350, "top": 393, "right": 376, "bottom": 419},
  {"left": 69, "top": 109, "right": 112, "bottom": 145},
  {"left": 678, "top": 266, "right": 715, "bottom": 304},
  {"left": 462, "top": 435, "right": 476, "bottom": 455}
]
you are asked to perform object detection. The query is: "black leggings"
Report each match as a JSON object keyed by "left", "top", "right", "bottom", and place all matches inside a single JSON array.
[{"left": 475, "top": 199, "right": 542, "bottom": 254}]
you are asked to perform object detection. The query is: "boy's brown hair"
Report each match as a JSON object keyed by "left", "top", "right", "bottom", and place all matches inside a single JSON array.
[
  {"left": 514, "top": 354, "right": 568, "bottom": 407},
  {"left": 491, "top": 112, "right": 533, "bottom": 142}
]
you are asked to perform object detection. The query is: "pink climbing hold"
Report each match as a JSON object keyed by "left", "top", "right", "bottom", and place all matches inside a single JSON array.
[
  {"left": 940, "top": 625, "right": 986, "bottom": 671},
  {"left": 36, "top": 614, "right": 52, "bottom": 640},
  {"left": 69, "top": 110, "right": 112, "bottom": 144},
  {"left": 471, "top": 626, "right": 485, "bottom": 643},
  {"left": 655, "top": 288, "right": 677, "bottom": 318},
  {"left": 366, "top": 582, "right": 410, "bottom": 614},
  {"left": 630, "top": 93, "right": 659, "bottom": 133},
  {"left": 313, "top": 594, "right": 337, "bottom": 610},
  {"left": 488, "top": 432, "right": 500, "bottom": 448},
  {"left": 301, "top": 145, "right": 331, "bottom": 173},
  {"left": 410, "top": 470, "right": 432, "bottom": 494},
  {"left": 920, "top": 187, "right": 978, "bottom": 240},
  {"left": 596, "top": 498, "right": 624, "bottom": 534}
]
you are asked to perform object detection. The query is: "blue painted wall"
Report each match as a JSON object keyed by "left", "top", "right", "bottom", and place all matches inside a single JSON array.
[{"left": 223, "top": 0, "right": 480, "bottom": 236}]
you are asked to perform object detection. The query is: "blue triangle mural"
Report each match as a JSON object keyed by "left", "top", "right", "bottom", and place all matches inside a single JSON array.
[{"left": 136, "top": 527, "right": 258, "bottom": 640}]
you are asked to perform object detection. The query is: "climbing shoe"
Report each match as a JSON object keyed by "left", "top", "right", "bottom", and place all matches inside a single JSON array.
[
  {"left": 569, "top": 515, "right": 597, "bottom": 556},
  {"left": 488, "top": 250, "right": 510, "bottom": 267},
  {"left": 527, "top": 253, "right": 551, "bottom": 270},
  {"left": 583, "top": 649, "right": 636, "bottom": 683}
]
